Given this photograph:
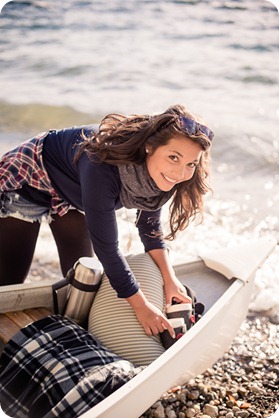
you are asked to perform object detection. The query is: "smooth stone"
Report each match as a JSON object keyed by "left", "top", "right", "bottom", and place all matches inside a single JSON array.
[
  {"left": 203, "top": 404, "right": 219, "bottom": 418},
  {"left": 186, "top": 408, "right": 196, "bottom": 418}
]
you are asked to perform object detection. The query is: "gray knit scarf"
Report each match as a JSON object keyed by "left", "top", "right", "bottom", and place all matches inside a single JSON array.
[{"left": 118, "top": 162, "right": 174, "bottom": 211}]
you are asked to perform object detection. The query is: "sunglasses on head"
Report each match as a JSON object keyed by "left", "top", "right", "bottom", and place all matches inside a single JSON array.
[{"left": 179, "top": 116, "right": 214, "bottom": 141}]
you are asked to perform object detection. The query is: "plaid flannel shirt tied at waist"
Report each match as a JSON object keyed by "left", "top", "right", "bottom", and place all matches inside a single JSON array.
[{"left": 0, "top": 132, "right": 71, "bottom": 216}]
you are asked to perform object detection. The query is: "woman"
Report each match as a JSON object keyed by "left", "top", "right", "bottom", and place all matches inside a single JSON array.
[{"left": 0, "top": 104, "right": 213, "bottom": 337}]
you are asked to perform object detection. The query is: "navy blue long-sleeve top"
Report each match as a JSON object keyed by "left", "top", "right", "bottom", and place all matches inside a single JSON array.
[{"left": 26, "top": 125, "right": 166, "bottom": 298}]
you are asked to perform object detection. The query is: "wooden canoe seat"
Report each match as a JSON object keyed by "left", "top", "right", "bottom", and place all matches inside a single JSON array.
[{"left": 0, "top": 307, "right": 52, "bottom": 344}]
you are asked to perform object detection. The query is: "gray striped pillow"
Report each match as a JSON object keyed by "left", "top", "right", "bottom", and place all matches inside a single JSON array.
[{"left": 88, "top": 253, "right": 165, "bottom": 366}]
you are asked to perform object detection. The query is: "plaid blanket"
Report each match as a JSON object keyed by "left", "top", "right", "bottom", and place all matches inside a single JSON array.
[{"left": 0, "top": 315, "right": 143, "bottom": 418}]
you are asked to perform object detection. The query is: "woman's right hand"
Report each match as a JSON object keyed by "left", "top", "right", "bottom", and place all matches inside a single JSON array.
[{"left": 127, "top": 290, "right": 175, "bottom": 338}]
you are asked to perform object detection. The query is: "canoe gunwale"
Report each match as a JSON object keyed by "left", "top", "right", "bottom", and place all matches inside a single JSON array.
[{"left": 199, "top": 237, "right": 277, "bottom": 283}]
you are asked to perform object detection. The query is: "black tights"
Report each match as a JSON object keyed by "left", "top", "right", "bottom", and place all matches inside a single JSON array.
[{"left": 0, "top": 210, "right": 93, "bottom": 285}]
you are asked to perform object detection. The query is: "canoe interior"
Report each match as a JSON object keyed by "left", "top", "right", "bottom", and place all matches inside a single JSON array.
[{"left": 174, "top": 259, "right": 236, "bottom": 312}]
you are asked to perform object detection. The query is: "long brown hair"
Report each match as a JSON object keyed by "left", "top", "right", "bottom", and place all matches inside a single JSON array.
[{"left": 76, "top": 104, "right": 213, "bottom": 240}]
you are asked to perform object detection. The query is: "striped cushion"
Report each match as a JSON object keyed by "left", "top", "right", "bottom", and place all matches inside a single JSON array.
[{"left": 88, "top": 253, "right": 165, "bottom": 366}]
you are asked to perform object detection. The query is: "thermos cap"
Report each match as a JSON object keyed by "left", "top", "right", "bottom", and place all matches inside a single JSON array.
[{"left": 74, "top": 257, "right": 103, "bottom": 272}]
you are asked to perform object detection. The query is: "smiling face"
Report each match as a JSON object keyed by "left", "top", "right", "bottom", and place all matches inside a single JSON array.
[{"left": 146, "top": 134, "right": 203, "bottom": 192}]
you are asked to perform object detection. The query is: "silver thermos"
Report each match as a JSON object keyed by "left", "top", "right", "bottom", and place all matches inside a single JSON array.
[{"left": 64, "top": 257, "right": 103, "bottom": 325}]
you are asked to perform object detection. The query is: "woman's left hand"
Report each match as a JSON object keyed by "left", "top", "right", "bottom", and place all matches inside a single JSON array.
[
  {"left": 164, "top": 276, "right": 192, "bottom": 307},
  {"left": 148, "top": 248, "right": 192, "bottom": 307}
]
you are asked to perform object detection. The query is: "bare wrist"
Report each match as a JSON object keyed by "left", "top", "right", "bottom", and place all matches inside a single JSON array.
[
  {"left": 126, "top": 289, "right": 148, "bottom": 309},
  {"left": 162, "top": 272, "right": 177, "bottom": 285}
]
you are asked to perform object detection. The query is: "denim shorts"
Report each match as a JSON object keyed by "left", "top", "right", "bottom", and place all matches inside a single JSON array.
[{"left": 0, "top": 191, "right": 55, "bottom": 223}]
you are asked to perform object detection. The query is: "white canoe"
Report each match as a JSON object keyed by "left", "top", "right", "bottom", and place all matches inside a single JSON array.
[{"left": 0, "top": 237, "right": 276, "bottom": 418}]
